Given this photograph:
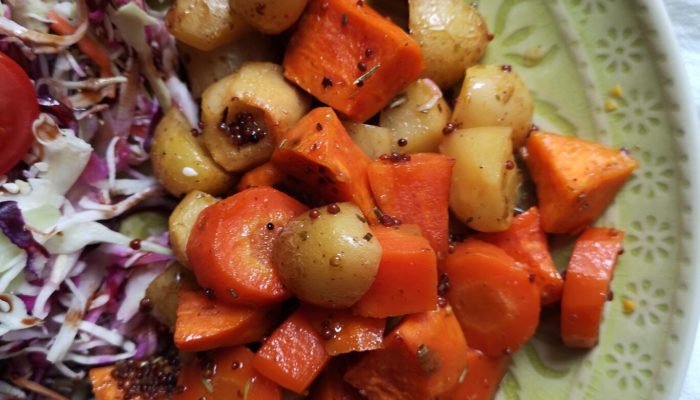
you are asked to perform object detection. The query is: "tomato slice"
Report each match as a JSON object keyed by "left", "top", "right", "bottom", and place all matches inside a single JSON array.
[{"left": 0, "top": 52, "right": 39, "bottom": 175}]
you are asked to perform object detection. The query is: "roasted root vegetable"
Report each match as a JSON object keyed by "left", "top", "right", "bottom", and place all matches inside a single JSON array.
[
  {"left": 145, "top": 262, "right": 190, "bottom": 328},
  {"left": 476, "top": 207, "right": 564, "bottom": 305},
  {"left": 177, "top": 346, "right": 282, "bottom": 399},
  {"left": 345, "top": 306, "right": 469, "bottom": 399},
  {"left": 89, "top": 366, "right": 124, "bottom": 400},
  {"left": 352, "top": 224, "right": 438, "bottom": 318},
  {"left": 444, "top": 239, "right": 540, "bottom": 357},
  {"left": 440, "top": 126, "right": 520, "bottom": 232},
  {"left": 186, "top": 187, "right": 308, "bottom": 306},
  {"left": 342, "top": 121, "right": 393, "bottom": 160},
  {"left": 201, "top": 62, "right": 310, "bottom": 173},
  {"left": 283, "top": 0, "right": 424, "bottom": 121},
  {"left": 273, "top": 203, "right": 381, "bottom": 308},
  {"left": 236, "top": 161, "right": 287, "bottom": 191},
  {"left": 253, "top": 310, "right": 331, "bottom": 393},
  {"left": 524, "top": 131, "right": 639, "bottom": 234},
  {"left": 166, "top": 0, "right": 250, "bottom": 51},
  {"left": 303, "top": 305, "right": 385, "bottom": 355},
  {"left": 561, "top": 227, "right": 624, "bottom": 348},
  {"left": 180, "top": 32, "right": 279, "bottom": 98},
  {"left": 231, "top": 0, "right": 309, "bottom": 34},
  {"left": 168, "top": 190, "right": 218, "bottom": 267},
  {"left": 451, "top": 349, "right": 511, "bottom": 400},
  {"left": 451, "top": 65, "right": 534, "bottom": 148},
  {"left": 150, "top": 108, "right": 235, "bottom": 197},
  {"left": 174, "top": 284, "right": 279, "bottom": 352},
  {"left": 272, "top": 107, "right": 377, "bottom": 221},
  {"left": 310, "top": 358, "right": 363, "bottom": 400},
  {"left": 367, "top": 153, "right": 454, "bottom": 258},
  {"left": 408, "top": 0, "right": 489, "bottom": 89},
  {"left": 379, "top": 79, "right": 452, "bottom": 154}
]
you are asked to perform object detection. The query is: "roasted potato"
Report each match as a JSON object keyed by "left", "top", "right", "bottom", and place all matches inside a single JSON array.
[
  {"left": 180, "top": 32, "right": 279, "bottom": 99},
  {"left": 144, "top": 262, "right": 192, "bottom": 329},
  {"left": 439, "top": 127, "right": 520, "bottom": 232},
  {"left": 272, "top": 203, "right": 381, "bottom": 308},
  {"left": 150, "top": 108, "right": 236, "bottom": 197},
  {"left": 379, "top": 79, "right": 451, "bottom": 153},
  {"left": 201, "top": 62, "right": 310, "bottom": 173},
  {"left": 165, "top": 0, "right": 250, "bottom": 51},
  {"left": 230, "top": 0, "right": 308, "bottom": 34},
  {"left": 168, "top": 190, "right": 218, "bottom": 267},
  {"left": 342, "top": 122, "right": 393, "bottom": 159},
  {"left": 452, "top": 65, "right": 534, "bottom": 148},
  {"left": 408, "top": 0, "right": 489, "bottom": 88}
]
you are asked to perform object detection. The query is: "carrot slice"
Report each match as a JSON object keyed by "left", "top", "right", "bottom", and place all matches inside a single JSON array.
[
  {"left": 47, "top": 11, "right": 113, "bottom": 77},
  {"left": 252, "top": 309, "right": 331, "bottom": 393},
  {"left": 451, "top": 349, "right": 511, "bottom": 400},
  {"left": 524, "top": 131, "right": 638, "bottom": 234},
  {"left": 367, "top": 153, "right": 454, "bottom": 259},
  {"left": 283, "top": 0, "right": 424, "bottom": 122},
  {"left": 560, "top": 227, "right": 624, "bottom": 348},
  {"left": 176, "top": 346, "right": 282, "bottom": 400},
  {"left": 271, "top": 107, "right": 376, "bottom": 221},
  {"left": 174, "top": 285, "right": 279, "bottom": 352},
  {"left": 236, "top": 162, "right": 287, "bottom": 191},
  {"left": 352, "top": 225, "right": 438, "bottom": 318},
  {"left": 444, "top": 239, "right": 540, "bottom": 357},
  {"left": 310, "top": 358, "right": 363, "bottom": 400},
  {"left": 89, "top": 366, "right": 124, "bottom": 400},
  {"left": 345, "top": 306, "right": 468, "bottom": 399},
  {"left": 187, "top": 187, "right": 308, "bottom": 306},
  {"left": 476, "top": 207, "right": 564, "bottom": 305},
  {"left": 302, "top": 305, "right": 384, "bottom": 356}
]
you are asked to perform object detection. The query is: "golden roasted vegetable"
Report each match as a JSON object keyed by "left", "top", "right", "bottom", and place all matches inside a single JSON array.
[
  {"left": 150, "top": 108, "right": 236, "bottom": 197},
  {"left": 201, "top": 62, "right": 310, "bottom": 173},
  {"left": 168, "top": 190, "right": 218, "bottom": 267},
  {"left": 165, "top": 0, "right": 250, "bottom": 51},
  {"left": 230, "top": 0, "right": 308, "bottom": 34},
  {"left": 439, "top": 127, "right": 520, "bottom": 232},
  {"left": 452, "top": 65, "right": 534, "bottom": 148},
  {"left": 342, "top": 122, "right": 393, "bottom": 160},
  {"left": 144, "top": 262, "right": 192, "bottom": 329},
  {"left": 272, "top": 203, "right": 382, "bottom": 308},
  {"left": 379, "top": 79, "right": 451, "bottom": 153},
  {"left": 180, "top": 32, "right": 279, "bottom": 99},
  {"left": 408, "top": 0, "right": 489, "bottom": 88}
]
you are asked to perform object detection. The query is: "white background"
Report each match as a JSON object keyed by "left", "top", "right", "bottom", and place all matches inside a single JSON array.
[{"left": 665, "top": 0, "right": 700, "bottom": 398}]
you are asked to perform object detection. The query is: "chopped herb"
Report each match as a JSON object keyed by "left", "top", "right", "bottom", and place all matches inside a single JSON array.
[
  {"left": 458, "top": 366, "right": 469, "bottom": 383},
  {"left": 341, "top": 14, "right": 348, "bottom": 25},
  {"left": 373, "top": 206, "right": 385, "bottom": 219},
  {"left": 242, "top": 378, "right": 252, "bottom": 400},
  {"left": 417, "top": 344, "right": 440, "bottom": 374},
  {"left": 363, "top": 232, "right": 373, "bottom": 241},
  {"left": 201, "top": 377, "right": 214, "bottom": 393},
  {"left": 228, "top": 288, "right": 239, "bottom": 299},
  {"left": 356, "top": 214, "right": 366, "bottom": 223},
  {"left": 353, "top": 64, "right": 381, "bottom": 87}
]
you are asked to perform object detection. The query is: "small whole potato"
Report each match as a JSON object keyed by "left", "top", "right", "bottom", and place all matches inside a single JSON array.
[
  {"left": 231, "top": 0, "right": 308, "bottom": 34},
  {"left": 169, "top": 190, "right": 218, "bottom": 267},
  {"left": 166, "top": 0, "right": 250, "bottom": 51},
  {"left": 342, "top": 122, "right": 393, "bottom": 159},
  {"left": 272, "top": 203, "right": 381, "bottom": 308},
  {"left": 452, "top": 65, "right": 534, "bottom": 148},
  {"left": 408, "top": 0, "right": 489, "bottom": 88},
  {"left": 150, "top": 108, "right": 236, "bottom": 197}
]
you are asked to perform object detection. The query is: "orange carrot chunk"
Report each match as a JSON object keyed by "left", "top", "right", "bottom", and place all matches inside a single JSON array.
[
  {"left": 252, "top": 309, "right": 331, "bottom": 393},
  {"left": 451, "top": 349, "right": 511, "bottom": 400},
  {"left": 236, "top": 162, "right": 287, "bottom": 191},
  {"left": 560, "top": 227, "right": 624, "bottom": 348},
  {"left": 89, "top": 366, "right": 125, "bottom": 400},
  {"left": 176, "top": 346, "right": 282, "bottom": 400},
  {"left": 302, "top": 305, "right": 384, "bottom": 356},
  {"left": 187, "top": 187, "right": 308, "bottom": 306},
  {"left": 352, "top": 225, "right": 438, "bottom": 318},
  {"left": 283, "top": 0, "right": 424, "bottom": 122},
  {"left": 444, "top": 239, "right": 540, "bottom": 357},
  {"left": 174, "top": 285, "right": 279, "bottom": 352},
  {"left": 367, "top": 153, "right": 454, "bottom": 259},
  {"left": 524, "top": 131, "right": 638, "bottom": 234},
  {"left": 310, "top": 358, "right": 363, "bottom": 400},
  {"left": 476, "top": 207, "right": 564, "bottom": 305},
  {"left": 344, "top": 306, "right": 468, "bottom": 399},
  {"left": 271, "top": 107, "right": 376, "bottom": 221}
]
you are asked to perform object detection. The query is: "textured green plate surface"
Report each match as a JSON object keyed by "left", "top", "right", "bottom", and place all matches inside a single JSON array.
[{"left": 474, "top": 0, "right": 700, "bottom": 399}]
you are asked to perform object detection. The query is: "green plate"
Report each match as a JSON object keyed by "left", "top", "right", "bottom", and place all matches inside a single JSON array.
[{"left": 475, "top": 0, "right": 700, "bottom": 398}]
